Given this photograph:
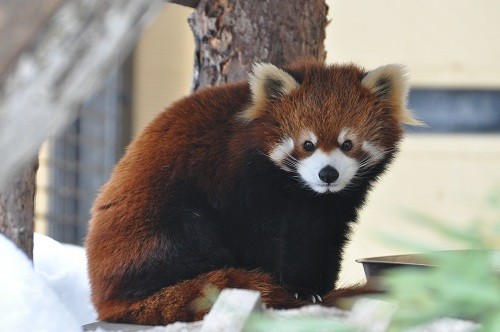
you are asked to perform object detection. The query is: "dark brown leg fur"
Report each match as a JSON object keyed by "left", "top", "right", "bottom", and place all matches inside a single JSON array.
[
  {"left": 97, "top": 268, "right": 377, "bottom": 326},
  {"left": 97, "top": 268, "right": 304, "bottom": 325}
]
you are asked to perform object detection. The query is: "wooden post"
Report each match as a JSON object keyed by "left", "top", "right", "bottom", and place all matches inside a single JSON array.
[
  {"left": 0, "top": 160, "right": 38, "bottom": 260},
  {"left": 0, "top": 0, "right": 163, "bottom": 188},
  {"left": 0, "top": 0, "right": 163, "bottom": 258},
  {"left": 188, "top": 0, "right": 328, "bottom": 90}
]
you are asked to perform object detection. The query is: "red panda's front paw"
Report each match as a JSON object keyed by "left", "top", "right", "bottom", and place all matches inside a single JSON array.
[{"left": 290, "top": 288, "right": 323, "bottom": 303}]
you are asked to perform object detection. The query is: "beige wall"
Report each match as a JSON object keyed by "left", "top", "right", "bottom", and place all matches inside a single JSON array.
[
  {"left": 339, "top": 135, "right": 500, "bottom": 285},
  {"left": 326, "top": 0, "right": 500, "bottom": 88},
  {"left": 324, "top": 0, "right": 500, "bottom": 284},
  {"left": 132, "top": 3, "right": 194, "bottom": 136},
  {"left": 35, "top": 143, "right": 50, "bottom": 235},
  {"left": 133, "top": 3, "right": 500, "bottom": 286}
]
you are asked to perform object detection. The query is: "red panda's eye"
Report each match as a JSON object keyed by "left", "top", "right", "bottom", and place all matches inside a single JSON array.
[
  {"left": 341, "top": 140, "right": 353, "bottom": 152},
  {"left": 303, "top": 141, "right": 315, "bottom": 152}
]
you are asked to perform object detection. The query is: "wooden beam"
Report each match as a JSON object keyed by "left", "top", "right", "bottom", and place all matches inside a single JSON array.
[
  {"left": 0, "top": 0, "right": 163, "bottom": 188},
  {"left": 0, "top": 1, "right": 63, "bottom": 79},
  {"left": 201, "top": 289, "right": 263, "bottom": 331},
  {"left": 165, "top": 0, "right": 200, "bottom": 8}
]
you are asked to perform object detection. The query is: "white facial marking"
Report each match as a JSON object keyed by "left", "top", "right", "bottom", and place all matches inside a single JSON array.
[
  {"left": 338, "top": 128, "right": 350, "bottom": 145},
  {"left": 269, "top": 137, "right": 294, "bottom": 170},
  {"left": 300, "top": 130, "right": 318, "bottom": 145},
  {"left": 362, "top": 141, "right": 385, "bottom": 164},
  {"left": 307, "top": 131, "right": 318, "bottom": 145},
  {"left": 297, "top": 149, "right": 359, "bottom": 193}
]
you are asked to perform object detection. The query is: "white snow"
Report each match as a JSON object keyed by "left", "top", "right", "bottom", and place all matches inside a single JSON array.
[
  {"left": 33, "top": 233, "right": 97, "bottom": 325},
  {"left": 0, "top": 233, "right": 479, "bottom": 332},
  {"left": 0, "top": 233, "right": 83, "bottom": 332}
]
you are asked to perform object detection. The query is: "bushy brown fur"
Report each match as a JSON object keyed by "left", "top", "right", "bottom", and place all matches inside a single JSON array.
[{"left": 86, "top": 59, "right": 414, "bottom": 325}]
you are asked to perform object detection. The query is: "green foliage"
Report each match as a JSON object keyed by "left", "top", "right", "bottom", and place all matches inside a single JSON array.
[
  {"left": 211, "top": 191, "right": 500, "bottom": 330},
  {"left": 382, "top": 190, "right": 500, "bottom": 331},
  {"left": 244, "top": 314, "right": 356, "bottom": 332}
]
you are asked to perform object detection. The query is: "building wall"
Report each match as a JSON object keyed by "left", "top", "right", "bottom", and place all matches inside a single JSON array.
[
  {"left": 131, "top": 2, "right": 500, "bottom": 286},
  {"left": 325, "top": 0, "right": 500, "bottom": 285},
  {"left": 326, "top": 0, "right": 500, "bottom": 89},
  {"left": 132, "top": 4, "right": 194, "bottom": 136}
]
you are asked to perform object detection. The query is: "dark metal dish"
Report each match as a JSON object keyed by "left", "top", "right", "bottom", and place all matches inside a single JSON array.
[
  {"left": 356, "top": 250, "right": 499, "bottom": 280},
  {"left": 356, "top": 253, "right": 430, "bottom": 280}
]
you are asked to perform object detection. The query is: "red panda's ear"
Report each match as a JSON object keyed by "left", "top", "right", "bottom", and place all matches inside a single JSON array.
[
  {"left": 239, "top": 63, "right": 299, "bottom": 122},
  {"left": 362, "top": 64, "right": 424, "bottom": 126}
]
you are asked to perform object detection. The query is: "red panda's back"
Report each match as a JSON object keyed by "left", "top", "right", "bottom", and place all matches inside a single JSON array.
[{"left": 86, "top": 80, "right": 252, "bottom": 310}]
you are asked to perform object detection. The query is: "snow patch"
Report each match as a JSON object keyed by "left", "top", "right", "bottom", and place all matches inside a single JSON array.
[
  {"left": 34, "top": 233, "right": 97, "bottom": 325},
  {"left": 0, "top": 234, "right": 82, "bottom": 332}
]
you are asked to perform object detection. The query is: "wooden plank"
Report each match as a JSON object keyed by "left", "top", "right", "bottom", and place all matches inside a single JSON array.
[
  {"left": 0, "top": 0, "right": 63, "bottom": 79},
  {"left": 0, "top": 0, "right": 163, "bottom": 188},
  {"left": 201, "top": 289, "right": 263, "bottom": 332}
]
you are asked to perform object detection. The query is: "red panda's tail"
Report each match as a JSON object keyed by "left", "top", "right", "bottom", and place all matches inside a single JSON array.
[
  {"left": 96, "top": 268, "right": 375, "bottom": 326},
  {"left": 322, "top": 282, "right": 382, "bottom": 309},
  {"left": 96, "top": 268, "right": 303, "bottom": 325}
]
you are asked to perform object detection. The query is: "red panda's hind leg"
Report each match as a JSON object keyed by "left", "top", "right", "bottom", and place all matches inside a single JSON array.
[{"left": 98, "top": 268, "right": 304, "bottom": 326}]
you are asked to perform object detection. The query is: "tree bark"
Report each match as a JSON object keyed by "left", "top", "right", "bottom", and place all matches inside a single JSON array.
[
  {"left": 0, "top": 160, "right": 38, "bottom": 260},
  {"left": 189, "top": 0, "right": 328, "bottom": 90}
]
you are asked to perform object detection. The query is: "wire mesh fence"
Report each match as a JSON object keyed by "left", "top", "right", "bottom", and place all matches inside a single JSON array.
[{"left": 35, "top": 61, "right": 132, "bottom": 245}]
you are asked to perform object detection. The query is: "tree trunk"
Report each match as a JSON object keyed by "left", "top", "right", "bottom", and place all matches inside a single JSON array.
[
  {"left": 189, "top": 0, "right": 328, "bottom": 90},
  {"left": 0, "top": 160, "right": 38, "bottom": 260}
]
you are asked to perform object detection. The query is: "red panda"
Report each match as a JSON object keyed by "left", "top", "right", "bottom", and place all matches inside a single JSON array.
[{"left": 85, "top": 59, "right": 421, "bottom": 325}]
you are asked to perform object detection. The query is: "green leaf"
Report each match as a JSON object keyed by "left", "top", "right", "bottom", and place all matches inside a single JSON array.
[{"left": 379, "top": 201, "right": 500, "bottom": 330}]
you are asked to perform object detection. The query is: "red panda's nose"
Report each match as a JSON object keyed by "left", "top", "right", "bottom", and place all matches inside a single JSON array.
[{"left": 318, "top": 166, "right": 339, "bottom": 184}]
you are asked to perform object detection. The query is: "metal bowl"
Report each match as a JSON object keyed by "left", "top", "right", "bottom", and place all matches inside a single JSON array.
[
  {"left": 356, "top": 253, "right": 430, "bottom": 280},
  {"left": 356, "top": 250, "right": 499, "bottom": 280}
]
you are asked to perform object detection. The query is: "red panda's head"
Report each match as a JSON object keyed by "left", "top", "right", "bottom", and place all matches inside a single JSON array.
[{"left": 239, "top": 60, "right": 423, "bottom": 194}]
